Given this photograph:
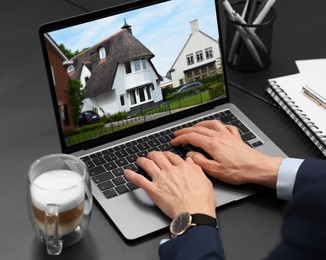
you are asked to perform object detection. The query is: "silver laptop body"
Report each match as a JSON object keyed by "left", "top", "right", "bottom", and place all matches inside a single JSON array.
[{"left": 39, "top": 0, "right": 286, "bottom": 240}]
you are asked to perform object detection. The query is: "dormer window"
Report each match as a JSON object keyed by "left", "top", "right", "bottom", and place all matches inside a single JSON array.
[
  {"left": 67, "top": 65, "right": 75, "bottom": 73},
  {"left": 99, "top": 47, "right": 106, "bottom": 59}
]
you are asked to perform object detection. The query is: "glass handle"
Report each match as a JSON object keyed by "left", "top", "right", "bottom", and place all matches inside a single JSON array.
[{"left": 44, "top": 204, "right": 63, "bottom": 255}]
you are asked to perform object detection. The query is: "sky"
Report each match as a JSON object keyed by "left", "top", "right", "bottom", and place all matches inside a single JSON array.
[{"left": 49, "top": 0, "right": 219, "bottom": 76}]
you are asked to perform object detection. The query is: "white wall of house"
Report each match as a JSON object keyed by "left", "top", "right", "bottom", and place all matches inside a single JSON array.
[
  {"left": 81, "top": 58, "right": 163, "bottom": 116},
  {"left": 170, "top": 20, "right": 221, "bottom": 88},
  {"left": 82, "top": 91, "right": 119, "bottom": 116},
  {"left": 80, "top": 65, "right": 92, "bottom": 88}
]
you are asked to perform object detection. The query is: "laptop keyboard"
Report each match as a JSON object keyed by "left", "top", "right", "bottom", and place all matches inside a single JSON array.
[{"left": 80, "top": 110, "right": 263, "bottom": 199}]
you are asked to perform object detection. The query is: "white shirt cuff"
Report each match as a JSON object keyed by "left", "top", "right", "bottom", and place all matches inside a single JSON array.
[{"left": 276, "top": 158, "right": 304, "bottom": 201}]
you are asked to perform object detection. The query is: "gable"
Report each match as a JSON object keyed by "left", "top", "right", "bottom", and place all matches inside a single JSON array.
[{"left": 70, "top": 29, "right": 156, "bottom": 98}]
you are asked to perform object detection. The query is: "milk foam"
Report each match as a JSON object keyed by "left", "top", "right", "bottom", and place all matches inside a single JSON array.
[{"left": 31, "top": 170, "right": 84, "bottom": 212}]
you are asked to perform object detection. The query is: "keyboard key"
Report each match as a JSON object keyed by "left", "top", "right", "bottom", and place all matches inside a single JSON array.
[
  {"left": 160, "top": 129, "right": 172, "bottom": 135},
  {"left": 137, "top": 137, "right": 149, "bottom": 143},
  {"left": 137, "top": 151, "right": 148, "bottom": 157},
  {"left": 112, "top": 168, "right": 124, "bottom": 177},
  {"left": 158, "top": 135, "right": 171, "bottom": 143},
  {"left": 102, "top": 148, "right": 114, "bottom": 154},
  {"left": 137, "top": 142, "right": 150, "bottom": 150},
  {"left": 103, "top": 161, "right": 118, "bottom": 171},
  {"left": 80, "top": 156, "right": 91, "bottom": 162},
  {"left": 92, "top": 157, "right": 106, "bottom": 166},
  {"left": 126, "top": 182, "right": 138, "bottom": 190},
  {"left": 115, "top": 150, "right": 128, "bottom": 158},
  {"left": 241, "top": 132, "right": 256, "bottom": 142},
  {"left": 125, "top": 140, "right": 137, "bottom": 147},
  {"left": 93, "top": 171, "right": 115, "bottom": 184},
  {"left": 148, "top": 139, "right": 160, "bottom": 147},
  {"left": 84, "top": 160, "right": 95, "bottom": 169},
  {"left": 252, "top": 141, "right": 263, "bottom": 147},
  {"left": 115, "top": 158, "right": 129, "bottom": 167},
  {"left": 159, "top": 143, "right": 173, "bottom": 151},
  {"left": 148, "top": 133, "right": 160, "bottom": 139},
  {"left": 219, "top": 113, "right": 237, "bottom": 123},
  {"left": 231, "top": 120, "right": 250, "bottom": 134},
  {"left": 115, "top": 184, "right": 129, "bottom": 195},
  {"left": 126, "top": 146, "right": 140, "bottom": 154},
  {"left": 103, "top": 189, "right": 117, "bottom": 199},
  {"left": 114, "top": 144, "right": 126, "bottom": 151},
  {"left": 214, "top": 111, "right": 225, "bottom": 118},
  {"left": 112, "top": 176, "right": 126, "bottom": 186},
  {"left": 90, "top": 152, "right": 103, "bottom": 159},
  {"left": 224, "top": 110, "right": 231, "bottom": 114},
  {"left": 124, "top": 163, "right": 137, "bottom": 171},
  {"left": 89, "top": 165, "right": 106, "bottom": 177},
  {"left": 98, "top": 180, "right": 114, "bottom": 191},
  {"left": 126, "top": 154, "right": 138, "bottom": 163},
  {"left": 104, "top": 153, "right": 118, "bottom": 162}
]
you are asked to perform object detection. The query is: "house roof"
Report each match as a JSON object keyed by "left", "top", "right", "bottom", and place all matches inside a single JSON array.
[
  {"left": 71, "top": 29, "right": 159, "bottom": 98},
  {"left": 169, "top": 30, "right": 218, "bottom": 72}
]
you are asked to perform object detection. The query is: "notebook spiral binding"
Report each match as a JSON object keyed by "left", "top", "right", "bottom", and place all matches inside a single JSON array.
[{"left": 266, "top": 80, "right": 326, "bottom": 156}]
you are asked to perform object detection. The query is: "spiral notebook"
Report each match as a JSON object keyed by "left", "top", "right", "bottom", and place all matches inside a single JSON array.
[{"left": 266, "top": 73, "right": 326, "bottom": 156}]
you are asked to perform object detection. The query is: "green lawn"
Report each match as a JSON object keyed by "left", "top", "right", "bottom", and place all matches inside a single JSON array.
[{"left": 65, "top": 91, "right": 212, "bottom": 146}]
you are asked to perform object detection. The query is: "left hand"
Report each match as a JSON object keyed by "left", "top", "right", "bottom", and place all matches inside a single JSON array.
[{"left": 124, "top": 151, "right": 216, "bottom": 219}]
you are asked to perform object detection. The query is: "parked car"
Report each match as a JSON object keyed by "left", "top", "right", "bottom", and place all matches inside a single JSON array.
[
  {"left": 178, "top": 82, "right": 203, "bottom": 93},
  {"left": 79, "top": 111, "right": 101, "bottom": 127}
]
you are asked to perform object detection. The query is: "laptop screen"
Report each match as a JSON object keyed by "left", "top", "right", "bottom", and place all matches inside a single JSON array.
[{"left": 39, "top": 0, "right": 228, "bottom": 153}]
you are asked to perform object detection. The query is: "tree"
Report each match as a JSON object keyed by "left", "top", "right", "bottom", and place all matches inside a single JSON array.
[
  {"left": 59, "top": 43, "right": 74, "bottom": 59},
  {"left": 67, "top": 78, "right": 84, "bottom": 126},
  {"left": 58, "top": 43, "right": 89, "bottom": 59}
]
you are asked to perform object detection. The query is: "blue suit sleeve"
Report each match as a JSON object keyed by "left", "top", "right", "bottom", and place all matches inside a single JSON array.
[
  {"left": 159, "top": 225, "right": 225, "bottom": 260},
  {"left": 268, "top": 158, "right": 326, "bottom": 259},
  {"left": 293, "top": 158, "right": 326, "bottom": 193}
]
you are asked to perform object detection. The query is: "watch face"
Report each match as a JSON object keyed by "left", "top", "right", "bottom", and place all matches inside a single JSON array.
[{"left": 171, "top": 212, "right": 191, "bottom": 236}]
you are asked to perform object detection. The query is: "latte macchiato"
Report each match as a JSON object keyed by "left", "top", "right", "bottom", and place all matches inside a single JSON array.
[{"left": 30, "top": 169, "right": 85, "bottom": 236}]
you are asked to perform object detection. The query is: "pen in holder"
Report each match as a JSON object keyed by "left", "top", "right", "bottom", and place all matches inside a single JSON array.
[{"left": 224, "top": 1, "right": 276, "bottom": 72}]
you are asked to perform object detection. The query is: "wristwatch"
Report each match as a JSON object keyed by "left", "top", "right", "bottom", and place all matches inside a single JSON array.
[{"left": 170, "top": 212, "right": 217, "bottom": 238}]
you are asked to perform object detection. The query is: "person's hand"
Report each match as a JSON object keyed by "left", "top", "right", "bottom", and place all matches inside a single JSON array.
[
  {"left": 171, "top": 120, "right": 283, "bottom": 188},
  {"left": 124, "top": 151, "right": 216, "bottom": 219}
]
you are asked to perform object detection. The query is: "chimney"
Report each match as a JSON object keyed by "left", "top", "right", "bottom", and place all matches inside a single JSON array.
[
  {"left": 190, "top": 20, "right": 199, "bottom": 34},
  {"left": 121, "top": 18, "right": 132, "bottom": 34}
]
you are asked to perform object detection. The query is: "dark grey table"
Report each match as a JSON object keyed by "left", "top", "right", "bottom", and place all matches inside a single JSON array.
[{"left": 1, "top": 0, "right": 325, "bottom": 259}]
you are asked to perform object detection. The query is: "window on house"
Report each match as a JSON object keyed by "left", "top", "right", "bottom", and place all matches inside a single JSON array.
[
  {"left": 84, "top": 76, "right": 89, "bottom": 83},
  {"left": 130, "top": 90, "right": 137, "bottom": 105},
  {"left": 196, "top": 51, "right": 203, "bottom": 62},
  {"left": 120, "top": 95, "right": 125, "bottom": 106},
  {"left": 134, "top": 59, "right": 141, "bottom": 71},
  {"left": 186, "top": 54, "right": 194, "bottom": 65},
  {"left": 99, "top": 47, "right": 106, "bottom": 59},
  {"left": 146, "top": 85, "right": 152, "bottom": 100},
  {"left": 142, "top": 59, "right": 147, "bottom": 70},
  {"left": 138, "top": 87, "right": 145, "bottom": 102},
  {"left": 125, "top": 62, "right": 132, "bottom": 74},
  {"left": 67, "top": 65, "right": 75, "bottom": 73},
  {"left": 205, "top": 47, "right": 213, "bottom": 59}
]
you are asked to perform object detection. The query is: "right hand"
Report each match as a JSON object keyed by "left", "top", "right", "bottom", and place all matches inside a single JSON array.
[
  {"left": 124, "top": 151, "right": 216, "bottom": 220},
  {"left": 171, "top": 120, "right": 283, "bottom": 188}
]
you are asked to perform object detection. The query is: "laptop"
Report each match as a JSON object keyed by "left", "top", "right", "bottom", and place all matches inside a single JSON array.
[{"left": 39, "top": 0, "right": 286, "bottom": 240}]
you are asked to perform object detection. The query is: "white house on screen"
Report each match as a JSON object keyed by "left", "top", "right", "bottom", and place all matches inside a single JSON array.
[
  {"left": 68, "top": 21, "right": 163, "bottom": 116},
  {"left": 169, "top": 20, "right": 221, "bottom": 88}
]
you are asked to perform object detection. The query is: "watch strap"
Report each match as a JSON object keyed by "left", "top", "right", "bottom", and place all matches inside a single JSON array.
[{"left": 191, "top": 213, "right": 217, "bottom": 228}]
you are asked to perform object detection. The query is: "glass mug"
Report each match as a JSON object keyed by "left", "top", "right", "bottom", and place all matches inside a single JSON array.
[{"left": 27, "top": 154, "right": 93, "bottom": 255}]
